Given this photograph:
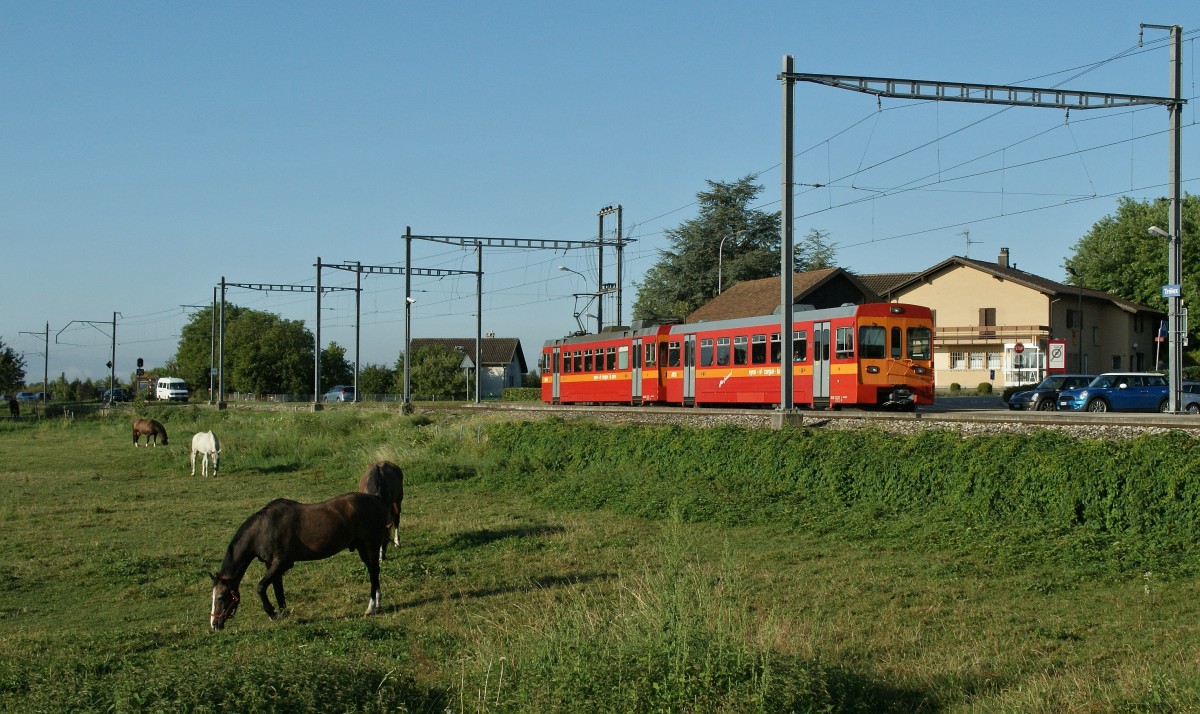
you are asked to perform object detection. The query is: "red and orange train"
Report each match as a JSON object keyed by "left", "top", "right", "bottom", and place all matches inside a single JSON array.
[{"left": 540, "top": 303, "right": 934, "bottom": 409}]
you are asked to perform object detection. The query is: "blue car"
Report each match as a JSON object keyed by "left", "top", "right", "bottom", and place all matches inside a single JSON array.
[{"left": 1057, "top": 372, "right": 1169, "bottom": 413}]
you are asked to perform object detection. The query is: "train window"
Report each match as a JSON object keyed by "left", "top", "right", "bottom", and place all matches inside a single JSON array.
[
  {"left": 554, "top": 352, "right": 562, "bottom": 374},
  {"left": 700, "top": 339, "right": 714, "bottom": 366},
  {"left": 793, "top": 330, "right": 807, "bottom": 362},
  {"left": 667, "top": 341, "right": 681, "bottom": 367},
  {"left": 733, "top": 336, "right": 748, "bottom": 365},
  {"left": 684, "top": 338, "right": 695, "bottom": 367},
  {"left": 907, "top": 327, "right": 932, "bottom": 360},
  {"left": 606, "top": 347, "right": 616, "bottom": 371},
  {"left": 770, "top": 333, "right": 781, "bottom": 363},
  {"left": 751, "top": 334, "right": 767, "bottom": 364},
  {"left": 835, "top": 327, "right": 854, "bottom": 358},
  {"left": 716, "top": 337, "right": 730, "bottom": 366},
  {"left": 859, "top": 326, "right": 886, "bottom": 359},
  {"left": 891, "top": 326, "right": 902, "bottom": 359},
  {"left": 645, "top": 342, "right": 656, "bottom": 367},
  {"left": 584, "top": 349, "right": 594, "bottom": 372},
  {"left": 628, "top": 345, "right": 637, "bottom": 370},
  {"left": 573, "top": 351, "right": 583, "bottom": 373}
]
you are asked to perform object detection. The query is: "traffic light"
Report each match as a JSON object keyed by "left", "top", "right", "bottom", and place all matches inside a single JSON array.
[
  {"left": 106, "top": 361, "right": 113, "bottom": 369},
  {"left": 137, "top": 358, "right": 144, "bottom": 368}
]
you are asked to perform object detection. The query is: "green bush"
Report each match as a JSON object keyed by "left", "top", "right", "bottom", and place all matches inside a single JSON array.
[
  {"left": 976, "top": 382, "right": 993, "bottom": 395},
  {"left": 949, "top": 383, "right": 962, "bottom": 394},
  {"left": 481, "top": 420, "right": 1200, "bottom": 573},
  {"left": 501, "top": 387, "right": 541, "bottom": 402}
]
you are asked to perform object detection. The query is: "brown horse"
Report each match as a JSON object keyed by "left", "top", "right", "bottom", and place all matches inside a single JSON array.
[
  {"left": 7, "top": 398, "right": 16, "bottom": 418},
  {"left": 209, "top": 492, "right": 389, "bottom": 630},
  {"left": 357, "top": 461, "right": 404, "bottom": 561},
  {"left": 132, "top": 418, "right": 168, "bottom": 446}
]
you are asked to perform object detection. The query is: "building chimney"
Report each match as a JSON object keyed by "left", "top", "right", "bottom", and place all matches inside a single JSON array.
[{"left": 998, "top": 247, "right": 1010, "bottom": 269}]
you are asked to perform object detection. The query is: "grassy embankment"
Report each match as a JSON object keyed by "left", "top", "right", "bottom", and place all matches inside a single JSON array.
[{"left": 0, "top": 405, "right": 1197, "bottom": 712}]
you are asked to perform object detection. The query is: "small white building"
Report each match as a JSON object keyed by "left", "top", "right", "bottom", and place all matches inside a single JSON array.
[{"left": 408, "top": 336, "right": 528, "bottom": 398}]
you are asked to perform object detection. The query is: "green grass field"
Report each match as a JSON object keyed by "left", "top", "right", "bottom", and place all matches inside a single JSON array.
[{"left": 0, "top": 407, "right": 1197, "bottom": 712}]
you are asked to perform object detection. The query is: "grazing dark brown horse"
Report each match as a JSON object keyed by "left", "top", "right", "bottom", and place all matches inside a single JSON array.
[
  {"left": 209, "top": 492, "right": 389, "bottom": 630},
  {"left": 357, "top": 461, "right": 404, "bottom": 561},
  {"left": 7, "top": 398, "right": 16, "bottom": 418},
  {"left": 132, "top": 418, "right": 168, "bottom": 446}
]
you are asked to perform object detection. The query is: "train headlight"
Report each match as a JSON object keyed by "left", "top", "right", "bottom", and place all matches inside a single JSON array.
[
  {"left": 866, "top": 365, "right": 879, "bottom": 374},
  {"left": 913, "top": 366, "right": 927, "bottom": 375}
]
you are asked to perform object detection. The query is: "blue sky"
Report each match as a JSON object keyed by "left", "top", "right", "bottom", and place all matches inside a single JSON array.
[{"left": 2, "top": 1, "right": 1198, "bottom": 385}]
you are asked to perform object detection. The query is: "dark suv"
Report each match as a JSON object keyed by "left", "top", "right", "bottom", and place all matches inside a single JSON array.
[
  {"left": 1007, "top": 374, "right": 1095, "bottom": 411},
  {"left": 103, "top": 388, "right": 131, "bottom": 402}
]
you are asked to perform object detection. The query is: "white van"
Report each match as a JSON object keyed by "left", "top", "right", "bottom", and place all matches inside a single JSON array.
[{"left": 155, "top": 377, "right": 189, "bottom": 402}]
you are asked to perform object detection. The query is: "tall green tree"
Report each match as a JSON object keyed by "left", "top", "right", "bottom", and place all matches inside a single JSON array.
[
  {"left": 174, "top": 305, "right": 315, "bottom": 396},
  {"left": 320, "top": 342, "right": 353, "bottom": 391},
  {"left": 358, "top": 363, "right": 395, "bottom": 397},
  {"left": 1065, "top": 195, "right": 1199, "bottom": 311},
  {"left": 174, "top": 305, "right": 220, "bottom": 390},
  {"left": 391, "top": 345, "right": 472, "bottom": 399},
  {"left": 0, "top": 338, "right": 26, "bottom": 391},
  {"left": 632, "top": 176, "right": 837, "bottom": 321}
]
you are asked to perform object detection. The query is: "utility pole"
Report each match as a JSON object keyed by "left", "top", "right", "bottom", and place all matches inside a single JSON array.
[{"left": 19, "top": 322, "right": 48, "bottom": 407}]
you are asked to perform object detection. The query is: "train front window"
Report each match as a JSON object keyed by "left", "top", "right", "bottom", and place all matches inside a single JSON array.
[
  {"left": 667, "top": 342, "right": 681, "bottom": 367},
  {"left": 793, "top": 330, "right": 807, "bottom": 362},
  {"left": 734, "top": 336, "right": 748, "bottom": 365},
  {"left": 751, "top": 334, "right": 767, "bottom": 364},
  {"left": 716, "top": 338, "right": 730, "bottom": 366},
  {"left": 891, "top": 326, "right": 902, "bottom": 359},
  {"left": 835, "top": 327, "right": 854, "bottom": 358},
  {"left": 700, "top": 338, "right": 714, "bottom": 367},
  {"left": 907, "top": 327, "right": 932, "bottom": 360},
  {"left": 859, "top": 326, "right": 885, "bottom": 359}
]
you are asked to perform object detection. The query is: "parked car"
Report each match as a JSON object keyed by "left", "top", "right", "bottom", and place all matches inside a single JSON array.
[
  {"left": 1007, "top": 374, "right": 1095, "bottom": 411},
  {"left": 1057, "top": 372, "right": 1169, "bottom": 413},
  {"left": 323, "top": 385, "right": 355, "bottom": 402},
  {"left": 103, "top": 388, "right": 131, "bottom": 402},
  {"left": 31, "top": 391, "right": 52, "bottom": 401},
  {"left": 1179, "top": 382, "right": 1200, "bottom": 414},
  {"left": 15, "top": 392, "right": 37, "bottom": 402}
]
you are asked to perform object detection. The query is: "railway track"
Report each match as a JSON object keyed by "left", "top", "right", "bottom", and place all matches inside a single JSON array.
[{"left": 456, "top": 400, "right": 1200, "bottom": 435}]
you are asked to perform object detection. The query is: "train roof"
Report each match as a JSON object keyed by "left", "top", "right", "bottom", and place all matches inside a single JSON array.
[{"left": 544, "top": 303, "right": 930, "bottom": 348}]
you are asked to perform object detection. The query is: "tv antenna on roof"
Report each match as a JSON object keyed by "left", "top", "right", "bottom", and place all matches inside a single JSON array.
[{"left": 960, "top": 228, "right": 981, "bottom": 258}]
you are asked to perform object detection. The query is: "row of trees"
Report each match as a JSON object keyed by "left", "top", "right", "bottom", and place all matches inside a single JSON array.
[{"left": 169, "top": 305, "right": 516, "bottom": 399}]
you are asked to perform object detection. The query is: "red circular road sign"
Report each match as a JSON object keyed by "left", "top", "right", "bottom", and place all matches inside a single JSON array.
[{"left": 1014, "top": 343, "right": 1025, "bottom": 354}]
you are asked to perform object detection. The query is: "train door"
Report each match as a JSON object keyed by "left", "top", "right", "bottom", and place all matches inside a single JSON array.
[
  {"left": 631, "top": 338, "right": 643, "bottom": 404},
  {"left": 551, "top": 347, "right": 561, "bottom": 404},
  {"left": 813, "top": 321, "right": 831, "bottom": 401},
  {"left": 683, "top": 334, "right": 696, "bottom": 406}
]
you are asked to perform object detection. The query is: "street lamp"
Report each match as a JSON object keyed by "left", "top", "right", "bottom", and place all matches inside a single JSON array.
[
  {"left": 1149, "top": 224, "right": 1181, "bottom": 412},
  {"left": 718, "top": 230, "right": 747, "bottom": 296},
  {"left": 1066, "top": 267, "right": 1083, "bottom": 373}
]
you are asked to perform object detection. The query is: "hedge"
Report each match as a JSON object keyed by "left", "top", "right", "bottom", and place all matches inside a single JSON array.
[{"left": 480, "top": 419, "right": 1200, "bottom": 568}]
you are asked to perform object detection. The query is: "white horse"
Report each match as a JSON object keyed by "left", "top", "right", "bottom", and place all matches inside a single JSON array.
[{"left": 190, "top": 431, "right": 221, "bottom": 476}]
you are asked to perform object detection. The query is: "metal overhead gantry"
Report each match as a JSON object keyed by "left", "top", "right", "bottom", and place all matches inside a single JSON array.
[
  {"left": 402, "top": 223, "right": 632, "bottom": 407},
  {"left": 319, "top": 257, "right": 482, "bottom": 406},
  {"left": 778, "top": 24, "right": 1186, "bottom": 410},
  {"left": 217, "top": 277, "right": 356, "bottom": 408}
]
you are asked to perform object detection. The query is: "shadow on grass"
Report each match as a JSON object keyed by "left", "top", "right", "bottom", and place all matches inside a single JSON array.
[
  {"left": 448, "top": 524, "right": 566, "bottom": 549},
  {"left": 392, "top": 571, "right": 615, "bottom": 611},
  {"left": 816, "top": 662, "right": 1009, "bottom": 712}
]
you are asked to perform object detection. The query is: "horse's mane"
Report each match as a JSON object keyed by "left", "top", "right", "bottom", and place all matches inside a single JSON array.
[{"left": 220, "top": 499, "right": 295, "bottom": 579}]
